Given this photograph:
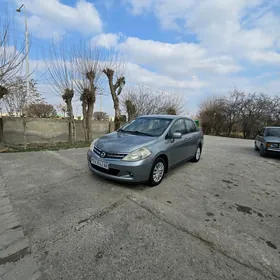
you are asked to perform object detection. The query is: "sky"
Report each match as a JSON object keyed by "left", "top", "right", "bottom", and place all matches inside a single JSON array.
[{"left": 1, "top": 0, "right": 280, "bottom": 117}]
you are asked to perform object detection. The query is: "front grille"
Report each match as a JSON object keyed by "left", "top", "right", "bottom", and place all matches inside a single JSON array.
[
  {"left": 91, "top": 163, "right": 120, "bottom": 176},
  {"left": 93, "top": 145, "right": 127, "bottom": 159}
]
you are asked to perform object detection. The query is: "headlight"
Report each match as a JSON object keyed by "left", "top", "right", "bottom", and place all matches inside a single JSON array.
[
  {"left": 267, "top": 143, "right": 278, "bottom": 148},
  {"left": 89, "top": 138, "right": 99, "bottom": 151},
  {"left": 122, "top": 147, "right": 151, "bottom": 162}
]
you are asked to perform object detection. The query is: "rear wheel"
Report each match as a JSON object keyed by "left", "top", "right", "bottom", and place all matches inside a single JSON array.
[
  {"left": 148, "top": 157, "right": 166, "bottom": 186},
  {"left": 260, "top": 145, "right": 266, "bottom": 157},
  {"left": 191, "top": 145, "right": 202, "bottom": 162}
]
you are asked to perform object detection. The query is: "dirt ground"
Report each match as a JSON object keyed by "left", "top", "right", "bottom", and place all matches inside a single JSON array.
[{"left": 0, "top": 135, "right": 279, "bottom": 280}]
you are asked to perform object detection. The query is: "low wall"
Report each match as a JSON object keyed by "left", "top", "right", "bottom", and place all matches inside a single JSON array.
[{"left": 1, "top": 117, "right": 112, "bottom": 145}]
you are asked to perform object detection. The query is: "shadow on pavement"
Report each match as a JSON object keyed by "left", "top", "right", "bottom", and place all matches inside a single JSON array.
[{"left": 238, "top": 146, "right": 280, "bottom": 161}]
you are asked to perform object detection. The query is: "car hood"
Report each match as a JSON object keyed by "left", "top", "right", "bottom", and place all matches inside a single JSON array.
[
  {"left": 95, "top": 131, "right": 157, "bottom": 153},
  {"left": 264, "top": 136, "right": 280, "bottom": 143}
]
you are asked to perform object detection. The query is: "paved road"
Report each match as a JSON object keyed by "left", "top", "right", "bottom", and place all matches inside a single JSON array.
[{"left": 0, "top": 136, "right": 279, "bottom": 280}]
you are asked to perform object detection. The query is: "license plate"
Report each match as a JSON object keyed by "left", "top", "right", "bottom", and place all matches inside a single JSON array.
[{"left": 91, "top": 158, "right": 109, "bottom": 170}]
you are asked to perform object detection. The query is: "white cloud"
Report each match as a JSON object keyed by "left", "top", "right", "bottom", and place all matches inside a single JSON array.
[
  {"left": 123, "top": 0, "right": 153, "bottom": 15},
  {"left": 118, "top": 37, "right": 242, "bottom": 79},
  {"left": 123, "top": 0, "right": 280, "bottom": 64},
  {"left": 247, "top": 51, "right": 280, "bottom": 64},
  {"left": 91, "top": 33, "right": 121, "bottom": 49},
  {"left": 125, "top": 62, "right": 207, "bottom": 90},
  {"left": 15, "top": 0, "right": 102, "bottom": 39}
]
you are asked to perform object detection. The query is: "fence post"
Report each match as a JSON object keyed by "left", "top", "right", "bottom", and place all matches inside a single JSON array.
[{"left": 0, "top": 118, "right": 4, "bottom": 143}]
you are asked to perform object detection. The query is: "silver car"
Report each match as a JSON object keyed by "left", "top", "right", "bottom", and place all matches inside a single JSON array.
[{"left": 87, "top": 115, "right": 204, "bottom": 186}]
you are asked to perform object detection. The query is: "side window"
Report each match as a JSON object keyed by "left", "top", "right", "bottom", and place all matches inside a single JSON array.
[
  {"left": 185, "top": 119, "right": 197, "bottom": 133},
  {"left": 259, "top": 128, "right": 264, "bottom": 137},
  {"left": 170, "top": 119, "right": 187, "bottom": 135}
]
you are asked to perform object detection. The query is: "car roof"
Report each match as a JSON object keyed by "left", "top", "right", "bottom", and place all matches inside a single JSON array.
[
  {"left": 138, "top": 114, "right": 193, "bottom": 120},
  {"left": 264, "top": 126, "right": 280, "bottom": 129}
]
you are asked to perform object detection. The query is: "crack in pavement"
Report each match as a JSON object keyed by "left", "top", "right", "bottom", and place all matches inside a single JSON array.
[
  {"left": 32, "top": 198, "right": 125, "bottom": 249},
  {"left": 0, "top": 247, "right": 30, "bottom": 265},
  {"left": 125, "top": 194, "right": 279, "bottom": 280},
  {"left": 74, "top": 199, "right": 125, "bottom": 232}
]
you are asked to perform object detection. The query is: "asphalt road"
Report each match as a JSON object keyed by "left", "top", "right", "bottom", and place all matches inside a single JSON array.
[{"left": 0, "top": 136, "right": 279, "bottom": 280}]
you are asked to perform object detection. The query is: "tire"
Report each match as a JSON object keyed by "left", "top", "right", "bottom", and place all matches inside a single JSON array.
[
  {"left": 254, "top": 141, "right": 259, "bottom": 151},
  {"left": 148, "top": 157, "right": 166, "bottom": 187},
  {"left": 260, "top": 145, "right": 266, "bottom": 157},
  {"left": 191, "top": 145, "right": 202, "bottom": 162}
]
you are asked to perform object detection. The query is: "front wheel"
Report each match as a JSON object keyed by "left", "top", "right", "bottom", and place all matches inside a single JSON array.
[
  {"left": 254, "top": 141, "right": 259, "bottom": 151},
  {"left": 260, "top": 145, "right": 266, "bottom": 157},
  {"left": 191, "top": 145, "right": 202, "bottom": 162},
  {"left": 148, "top": 157, "right": 166, "bottom": 186}
]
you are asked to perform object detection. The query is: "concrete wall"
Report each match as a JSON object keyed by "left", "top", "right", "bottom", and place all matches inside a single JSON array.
[{"left": 0, "top": 117, "right": 112, "bottom": 145}]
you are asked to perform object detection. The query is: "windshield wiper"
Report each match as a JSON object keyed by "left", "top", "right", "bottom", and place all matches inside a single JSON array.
[{"left": 126, "top": 130, "right": 154, "bottom": 137}]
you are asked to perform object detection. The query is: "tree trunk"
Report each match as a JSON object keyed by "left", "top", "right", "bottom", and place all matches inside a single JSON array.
[
  {"left": 86, "top": 101, "right": 94, "bottom": 142},
  {"left": 66, "top": 101, "right": 73, "bottom": 144},
  {"left": 22, "top": 117, "right": 27, "bottom": 150},
  {"left": 114, "top": 99, "right": 121, "bottom": 131},
  {"left": 72, "top": 117, "right": 76, "bottom": 143},
  {"left": 103, "top": 69, "right": 123, "bottom": 132},
  {"left": 82, "top": 101, "right": 88, "bottom": 142}
]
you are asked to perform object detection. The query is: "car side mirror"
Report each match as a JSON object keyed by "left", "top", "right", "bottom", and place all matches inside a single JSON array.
[{"left": 172, "top": 132, "right": 182, "bottom": 139}]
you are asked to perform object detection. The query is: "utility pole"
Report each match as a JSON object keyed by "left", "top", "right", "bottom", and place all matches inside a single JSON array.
[
  {"left": 16, "top": 4, "right": 29, "bottom": 150},
  {"left": 16, "top": 4, "right": 29, "bottom": 107}
]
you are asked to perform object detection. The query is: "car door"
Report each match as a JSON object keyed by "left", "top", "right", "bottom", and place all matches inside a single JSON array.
[
  {"left": 256, "top": 128, "right": 265, "bottom": 148},
  {"left": 167, "top": 119, "right": 188, "bottom": 166},
  {"left": 184, "top": 119, "right": 199, "bottom": 158}
]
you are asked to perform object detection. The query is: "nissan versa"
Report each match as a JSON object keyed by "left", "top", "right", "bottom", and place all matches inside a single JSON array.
[{"left": 87, "top": 115, "right": 204, "bottom": 186}]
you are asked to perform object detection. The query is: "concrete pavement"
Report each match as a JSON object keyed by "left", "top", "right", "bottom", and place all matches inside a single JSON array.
[{"left": 0, "top": 136, "right": 279, "bottom": 279}]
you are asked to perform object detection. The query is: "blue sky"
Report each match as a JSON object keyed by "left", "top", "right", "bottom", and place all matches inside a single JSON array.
[{"left": 1, "top": 0, "right": 280, "bottom": 117}]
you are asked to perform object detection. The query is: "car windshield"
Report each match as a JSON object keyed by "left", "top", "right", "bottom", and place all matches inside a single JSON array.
[
  {"left": 266, "top": 128, "right": 280, "bottom": 137},
  {"left": 119, "top": 117, "right": 173, "bottom": 137}
]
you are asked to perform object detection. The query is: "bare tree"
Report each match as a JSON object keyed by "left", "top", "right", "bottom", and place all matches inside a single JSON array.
[
  {"left": 198, "top": 96, "right": 227, "bottom": 136},
  {"left": 56, "top": 103, "right": 67, "bottom": 117},
  {"left": 102, "top": 52, "right": 126, "bottom": 131},
  {"left": 2, "top": 76, "right": 41, "bottom": 116},
  {"left": 74, "top": 44, "right": 102, "bottom": 142},
  {"left": 26, "top": 101, "right": 57, "bottom": 118},
  {"left": 125, "top": 99, "right": 137, "bottom": 121},
  {"left": 45, "top": 41, "right": 76, "bottom": 143},
  {"left": 198, "top": 90, "right": 280, "bottom": 139},
  {"left": 0, "top": 14, "right": 25, "bottom": 89},
  {"left": 221, "top": 89, "right": 245, "bottom": 136},
  {"left": 121, "top": 85, "right": 184, "bottom": 119},
  {"left": 93, "top": 111, "right": 109, "bottom": 121}
]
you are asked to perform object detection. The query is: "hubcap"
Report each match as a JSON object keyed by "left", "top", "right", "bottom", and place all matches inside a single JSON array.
[
  {"left": 153, "top": 162, "right": 164, "bottom": 183},
  {"left": 196, "top": 147, "right": 201, "bottom": 160}
]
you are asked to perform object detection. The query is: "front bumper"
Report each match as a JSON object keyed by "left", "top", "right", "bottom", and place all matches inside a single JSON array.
[
  {"left": 266, "top": 147, "right": 280, "bottom": 153},
  {"left": 87, "top": 149, "right": 153, "bottom": 183}
]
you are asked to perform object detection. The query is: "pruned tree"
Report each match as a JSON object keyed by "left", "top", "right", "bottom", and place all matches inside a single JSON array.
[
  {"left": 2, "top": 76, "right": 41, "bottom": 116},
  {"left": 0, "top": 85, "right": 8, "bottom": 99},
  {"left": 45, "top": 41, "right": 76, "bottom": 143},
  {"left": 74, "top": 44, "right": 102, "bottom": 142},
  {"left": 93, "top": 111, "right": 109, "bottom": 121},
  {"left": 166, "top": 107, "right": 177, "bottom": 115},
  {"left": 102, "top": 53, "right": 126, "bottom": 130},
  {"left": 121, "top": 85, "right": 184, "bottom": 119},
  {"left": 125, "top": 99, "right": 137, "bottom": 121},
  {"left": 26, "top": 101, "right": 57, "bottom": 118}
]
